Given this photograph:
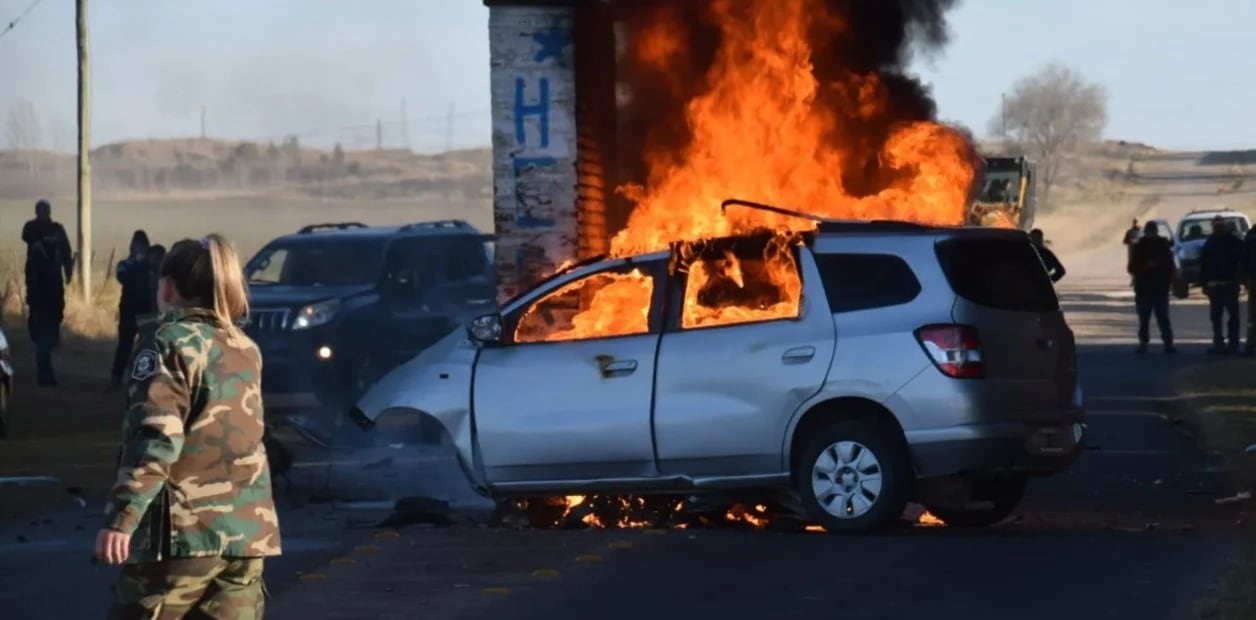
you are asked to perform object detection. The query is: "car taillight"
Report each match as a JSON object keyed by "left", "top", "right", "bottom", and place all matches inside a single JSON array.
[{"left": 915, "top": 324, "right": 984, "bottom": 379}]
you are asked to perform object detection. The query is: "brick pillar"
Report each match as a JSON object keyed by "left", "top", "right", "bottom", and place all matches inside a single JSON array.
[{"left": 488, "top": 5, "right": 579, "bottom": 303}]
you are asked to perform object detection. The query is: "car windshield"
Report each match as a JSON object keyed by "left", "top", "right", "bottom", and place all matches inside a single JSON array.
[
  {"left": 245, "top": 239, "right": 386, "bottom": 286},
  {"left": 1178, "top": 216, "right": 1248, "bottom": 241}
]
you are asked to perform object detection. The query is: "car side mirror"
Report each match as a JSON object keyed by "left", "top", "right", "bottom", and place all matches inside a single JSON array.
[{"left": 467, "top": 313, "right": 503, "bottom": 345}]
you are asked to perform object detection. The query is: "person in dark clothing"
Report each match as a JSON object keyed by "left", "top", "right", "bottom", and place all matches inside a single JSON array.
[
  {"left": 1128, "top": 220, "right": 1176, "bottom": 354},
  {"left": 108, "top": 230, "right": 154, "bottom": 390},
  {"left": 1030, "top": 229, "right": 1066, "bottom": 283},
  {"left": 21, "top": 199, "right": 74, "bottom": 386},
  {"left": 1123, "top": 219, "right": 1141, "bottom": 287},
  {"left": 1242, "top": 227, "right": 1256, "bottom": 356},
  {"left": 146, "top": 244, "right": 167, "bottom": 311},
  {"left": 1199, "top": 216, "right": 1245, "bottom": 354}
]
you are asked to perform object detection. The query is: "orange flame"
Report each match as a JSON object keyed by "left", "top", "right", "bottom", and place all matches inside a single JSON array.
[{"left": 518, "top": 0, "right": 975, "bottom": 341}]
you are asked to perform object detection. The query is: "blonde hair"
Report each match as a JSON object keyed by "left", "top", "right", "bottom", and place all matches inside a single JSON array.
[{"left": 161, "top": 233, "right": 249, "bottom": 335}]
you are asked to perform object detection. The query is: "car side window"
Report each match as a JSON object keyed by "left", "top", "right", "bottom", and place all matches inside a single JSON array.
[
  {"left": 512, "top": 262, "right": 661, "bottom": 344},
  {"left": 383, "top": 240, "right": 429, "bottom": 302},
  {"left": 672, "top": 234, "right": 803, "bottom": 331},
  {"left": 814, "top": 254, "right": 921, "bottom": 313}
]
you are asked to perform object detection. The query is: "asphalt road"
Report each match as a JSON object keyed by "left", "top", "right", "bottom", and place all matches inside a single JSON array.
[{"left": 0, "top": 275, "right": 1247, "bottom": 619}]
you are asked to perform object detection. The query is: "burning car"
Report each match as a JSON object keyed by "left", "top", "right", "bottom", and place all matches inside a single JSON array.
[{"left": 351, "top": 200, "right": 1086, "bottom": 534}]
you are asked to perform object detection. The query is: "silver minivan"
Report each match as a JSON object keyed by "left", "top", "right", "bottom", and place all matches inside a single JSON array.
[{"left": 351, "top": 217, "right": 1085, "bottom": 533}]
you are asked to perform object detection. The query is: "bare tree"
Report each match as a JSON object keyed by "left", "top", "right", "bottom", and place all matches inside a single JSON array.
[
  {"left": 5, "top": 100, "right": 43, "bottom": 178},
  {"left": 988, "top": 63, "right": 1107, "bottom": 206}
]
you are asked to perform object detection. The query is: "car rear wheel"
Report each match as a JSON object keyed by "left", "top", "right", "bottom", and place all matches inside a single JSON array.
[
  {"left": 0, "top": 381, "right": 9, "bottom": 438},
  {"left": 925, "top": 475, "right": 1027, "bottom": 528},
  {"left": 796, "top": 420, "right": 911, "bottom": 534}
]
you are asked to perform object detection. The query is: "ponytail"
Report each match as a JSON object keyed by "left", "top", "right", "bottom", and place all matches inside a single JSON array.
[
  {"left": 161, "top": 233, "right": 249, "bottom": 336},
  {"left": 203, "top": 234, "right": 249, "bottom": 337}
]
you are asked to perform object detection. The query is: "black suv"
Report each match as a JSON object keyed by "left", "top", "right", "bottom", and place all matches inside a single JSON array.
[{"left": 242, "top": 220, "right": 496, "bottom": 411}]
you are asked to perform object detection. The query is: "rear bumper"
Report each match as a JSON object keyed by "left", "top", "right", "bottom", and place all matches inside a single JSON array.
[{"left": 907, "top": 414, "right": 1086, "bottom": 478}]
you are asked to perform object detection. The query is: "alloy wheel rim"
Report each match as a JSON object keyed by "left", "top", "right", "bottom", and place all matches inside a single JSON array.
[{"left": 811, "top": 440, "right": 884, "bottom": 519}]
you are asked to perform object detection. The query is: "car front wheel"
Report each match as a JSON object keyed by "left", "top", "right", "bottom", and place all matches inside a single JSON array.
[
  {"left": 796, "top": 420, "right": 911, "bottom": 534},
  {"left": 925, "top": 475, "right": 1027, "bottom": 528}
]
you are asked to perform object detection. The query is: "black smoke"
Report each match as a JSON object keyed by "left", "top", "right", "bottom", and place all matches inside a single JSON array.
[{"left": 603, "top": 0, "right": 963, "bottom": 208}]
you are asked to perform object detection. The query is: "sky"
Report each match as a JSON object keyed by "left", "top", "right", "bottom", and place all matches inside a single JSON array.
[{"left": 1, "top": 0, "right": 1252, "bottom": 152}]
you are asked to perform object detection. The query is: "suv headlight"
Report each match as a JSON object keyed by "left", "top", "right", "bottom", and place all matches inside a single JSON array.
[{"left": 292, "top": 299, "right": 341, "bottom": 330}]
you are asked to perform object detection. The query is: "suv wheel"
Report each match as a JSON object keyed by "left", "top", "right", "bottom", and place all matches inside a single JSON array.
[
  {"left": 925, "top": 475, "right": 1027, "bottom": 528},
  {"left": 0, "top": 381, "right": 9, "bottom": 438},
  {"left": 796, "top": 420, "right": 911, "bottom": 534}
]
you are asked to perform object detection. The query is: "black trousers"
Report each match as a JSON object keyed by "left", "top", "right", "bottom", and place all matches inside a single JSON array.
[
  {"left": 1207, "top": 283, "right": 1241, "bottom": 347},
  {"left": 111, "top": 314, "right": 139, "bottom": 383},
  {"left": 1135, "top": 291, "right": 1173, "bottom": 345}
]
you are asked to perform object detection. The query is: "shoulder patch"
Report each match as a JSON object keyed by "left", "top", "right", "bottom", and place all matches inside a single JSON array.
[{"left": 131, "top": 349, "right": 160, "bottom": 382}]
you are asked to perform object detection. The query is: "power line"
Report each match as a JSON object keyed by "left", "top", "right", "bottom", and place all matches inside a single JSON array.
[{"left": 0, "top": 0, "right": 46, "bottom": 41}]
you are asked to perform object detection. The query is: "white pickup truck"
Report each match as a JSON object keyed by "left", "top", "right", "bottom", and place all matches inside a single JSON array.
[{"left": 1172, "top": 209, "right": 1252, "bottom": 299}]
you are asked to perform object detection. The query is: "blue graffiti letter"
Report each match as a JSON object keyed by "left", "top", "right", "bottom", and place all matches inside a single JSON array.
[
  {"left": 513, "top": 77, "right": 550, "bottom": 148},
  {"left": 532, "top": 17, "right": 573, "bottom": 64}
]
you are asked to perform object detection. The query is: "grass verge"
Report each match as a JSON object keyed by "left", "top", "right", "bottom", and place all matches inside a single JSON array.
[{"left": 1176, "top": 359, "right": 1256, "bottom": 620}]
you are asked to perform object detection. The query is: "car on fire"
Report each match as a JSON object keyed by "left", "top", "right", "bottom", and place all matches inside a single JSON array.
[
  {"left": 242, "top": 220, "right": 496, "bottom": 414},
  {"left": 351, "top": 200, "right": 1086, "bottom": 534},
  {"left": 1172, "top": 208, "right": 1250, "bottom": 299}
]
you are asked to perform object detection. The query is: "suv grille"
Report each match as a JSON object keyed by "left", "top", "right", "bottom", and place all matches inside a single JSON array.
[{"left": 247, "top": 308, "right": 291, "bottom": 333}]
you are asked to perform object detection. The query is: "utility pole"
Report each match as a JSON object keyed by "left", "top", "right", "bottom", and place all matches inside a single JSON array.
[
  {"left": 401, "top": 98, "right": 409, "bottom": 151},
  {"left": 375, "top": 118, "right": 382, "bottom": 151},
  {"left": 445, "top": 101, "right": 454, "bottom": 152},
  {"left": 75, "top": 0, "right": 92, "bottom": 300},
  {"left": 200, "top": 105, "right": 206, "bottom": 139}
]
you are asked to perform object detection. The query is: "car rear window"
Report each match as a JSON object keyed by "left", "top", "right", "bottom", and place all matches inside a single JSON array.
[
  {"left": 935, "top": 237, "right": 1059, "bottom": 313},
  {"left": 814, "top": 254, "right": 921, "bottom": 313}
]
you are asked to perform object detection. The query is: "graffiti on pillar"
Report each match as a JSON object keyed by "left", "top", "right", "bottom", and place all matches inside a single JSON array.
[{"left": 489, "top": 7, "right": 578, "bottom": 301}]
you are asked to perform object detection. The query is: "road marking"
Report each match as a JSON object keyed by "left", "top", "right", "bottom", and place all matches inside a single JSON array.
[
  {"left": 1084, "top": 449, "right": 1174, "bottom": 456},
  {"left": 643, "top": 529, "right": 667, "bottom": 536},
  {"left": 374, "top": 531, "right": 399, "bottom": 540},
  {"left": 1086, "top": 410, "right": 1167, "bottom": 419},
  {"left": 483, "top": 587, "right": 511, "bottom": 595},
  {"left": 608, "top": 540, "right": 633, "bottom": 549},
  {"left": 576, "top": 554, "right": 602, "bottom": 563},
  {"left": 330, "top": 557, "right": 356, "bottom": 566},
  {"left": 531, "top": 568, "right": 560, "bottom": 577},
  {"left": 299, "top": 573, "right": 328, "bottom": 581},
  {"left": 354, "top": 544, "right": 380, "bottom": 553}
]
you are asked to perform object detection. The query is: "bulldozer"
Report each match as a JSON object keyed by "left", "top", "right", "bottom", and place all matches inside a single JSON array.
[{"left": 966, "top": 156, "right": 1037, "bottom": 230}]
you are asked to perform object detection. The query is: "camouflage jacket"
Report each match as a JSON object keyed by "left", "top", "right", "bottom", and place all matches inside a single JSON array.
[{"left": 103, "top": 307, "right": 281, "bottom": 562}]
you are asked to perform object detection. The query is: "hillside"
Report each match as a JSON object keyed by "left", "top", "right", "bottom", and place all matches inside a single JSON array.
[{"left": 0, "top": 138, "right": 492, "bottom": 202}]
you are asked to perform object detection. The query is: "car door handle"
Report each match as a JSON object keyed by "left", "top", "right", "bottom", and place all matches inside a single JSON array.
[
  {"left": 781, "top": 346, "right": 816, "bottom": 364},
  {"left": 598, "top": 358, "right": 638, "bottom": 378}
]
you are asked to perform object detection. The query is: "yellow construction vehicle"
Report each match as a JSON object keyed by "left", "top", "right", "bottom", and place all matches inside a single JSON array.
[{"left": 967, "top": 156, "right": 1037, "bottom": 230}]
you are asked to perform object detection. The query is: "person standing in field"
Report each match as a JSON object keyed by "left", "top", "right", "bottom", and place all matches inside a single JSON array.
[
  {"left": 1128, "top": 220, "right": 1177, "bottom": 354},
  {"left": 1242, "top": 226, "right": 1256, "bottom": 356},
  {"left": 109, "top": 230, "right": 154, "bottom": 391},
  {"left": 1200, "top": 216, "right": 1244, "bottom": 354},
  {"left": 97, "top": 234, "right": 281, "bottom": 618},
  {"left": 1122, "top": 219, "right": 1142, "bottom": 287},
  {"left": 147, "top": 244, "right": 167, "bottom": 310},
  {"left": 21, "top": 199, "right": 74, "bottom": 387}
]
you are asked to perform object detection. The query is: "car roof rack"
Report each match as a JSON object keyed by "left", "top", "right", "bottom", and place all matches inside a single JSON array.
[
  {"left": 398, "top": 219, "right": 476, "bottom": 232},
  {"left": 718, "top": 197, "right": 934, "bottom": 234},
  {"left": 297, "top": 222, "right": 368, "bottom": 234}
]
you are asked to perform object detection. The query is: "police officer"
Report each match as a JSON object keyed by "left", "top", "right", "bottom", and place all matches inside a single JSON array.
[
  {"left": 20, "top": 199, "right": 73, "bottom": 386},
  {"left": 98, "top": 234, "right": 280, "bottom": 617},
  {"left": 1242, "top": 225, "right": 1256, "bottom": 356},
  {"left": 1200, "top": 216, "right": 1244, "bottom": 354},
  {"left": 108, "top": 230, "right": 154, "bottom": 390}
]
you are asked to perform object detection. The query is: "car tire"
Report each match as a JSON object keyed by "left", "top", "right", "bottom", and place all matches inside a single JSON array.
[
  {"left": 795, "top": 419, "right": 911, "bottom": 534},
  {"left": 925, "top": 475, "right": 1027, "bottom": 528},
  {"left": 0, "top": 381, "right": 8, "bottom": 438},
  {"left": 1172, "top": 279, "right": 1189, "bottom": 300}
]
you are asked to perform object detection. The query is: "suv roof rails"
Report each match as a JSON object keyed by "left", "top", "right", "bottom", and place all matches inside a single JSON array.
[
  {"left": 298, "top": 222, "right": 368, "bottom": 234},
  {"left": 719, "top": 198, "right": 934, "bottom": 234},
  {"left": 398, "top": 219, "right": 476, "bottom": 232},
  {"left": 1187, "top": 207, "right": 1234, "bottom": 214}
]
